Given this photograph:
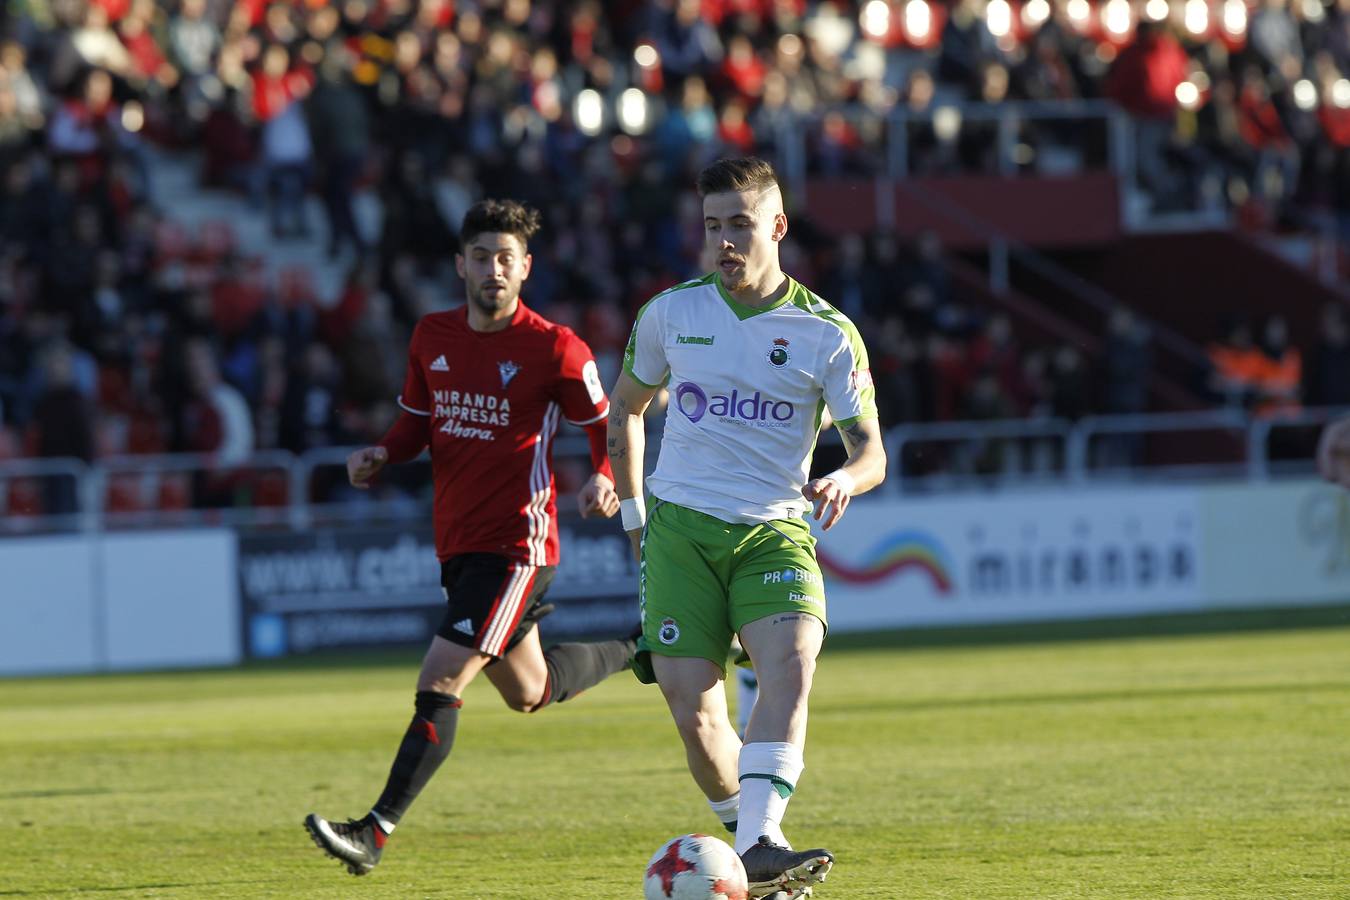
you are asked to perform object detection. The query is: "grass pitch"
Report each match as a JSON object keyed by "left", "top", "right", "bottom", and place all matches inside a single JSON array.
[{"left": 2, "top": 624, "right": 1347, "bottom": 898}]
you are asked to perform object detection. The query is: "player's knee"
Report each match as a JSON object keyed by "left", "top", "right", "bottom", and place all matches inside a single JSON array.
[
  {"left": 418, "top": 676, "right": 458, "bottom": 694},
  {"left": 670, "top": 705, "right": 725, "bottom": 745},
  {"left": 757, "top": 653, "right": 815, "bottom": 697},
  {"left": 502, "top": 687, "right": 548, "bottom": 713}
]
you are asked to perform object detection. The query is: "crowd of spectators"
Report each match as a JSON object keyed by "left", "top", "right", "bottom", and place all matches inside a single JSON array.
[
  {"left": 0, "top": 0, "right": 1347, "bottom": 516},
  {"left": 1206, "top": 303, "right": 1350, "bottom": 415}
]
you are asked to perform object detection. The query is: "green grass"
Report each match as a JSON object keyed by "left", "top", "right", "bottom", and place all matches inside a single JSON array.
[{"left": 2, "top": 626, "right": 1348, "bottom": 898}]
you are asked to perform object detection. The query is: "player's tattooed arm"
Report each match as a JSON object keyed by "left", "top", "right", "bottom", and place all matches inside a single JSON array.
[
  {"left": 606, "top": 372, "right": 659, "bottom": 500},
  {"left": 840, "top": 421, "right": 869, "bottom": 453},
  {"left": 834, "top": 416, "right": 887, "bottom": 495},
  {"left": 803, "top": 416, "right": 887, "bottom": 530},
  {"left": 607, "top": 396, "right": 629, "bottom": 461}
]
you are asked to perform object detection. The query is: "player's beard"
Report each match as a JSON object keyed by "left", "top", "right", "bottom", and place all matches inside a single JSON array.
[
  {"left": 717, "top": 256, "right": 750, "bottom": 293},
  {"left": 469, "top": 279, "right": 519, "bottom": 315}
]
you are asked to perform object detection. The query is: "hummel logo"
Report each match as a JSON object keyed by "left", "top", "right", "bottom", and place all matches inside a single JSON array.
[
  {"left": 430, "top": 355, "right": 449, "bottom": 372},
  {"left": 676, "top": 334, "right": 715, "bottom": 345},
  {"left": 452, "top": 618, "right": 474, "bottom": 636}
]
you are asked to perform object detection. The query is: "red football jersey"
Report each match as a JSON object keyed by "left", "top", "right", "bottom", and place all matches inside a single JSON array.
[{"left": 396, "top": 302, "right": 610, "bottom": 565}]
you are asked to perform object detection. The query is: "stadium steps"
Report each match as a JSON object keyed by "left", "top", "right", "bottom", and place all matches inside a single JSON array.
[
  {"left": 944, "top": 254, "right": 1207, "bottom": 412},
  {"left": 145, "top": 146, "right": 380, "bottom": 305}
]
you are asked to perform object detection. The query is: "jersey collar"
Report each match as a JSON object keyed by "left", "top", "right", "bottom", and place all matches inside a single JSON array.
[{"left": 714, "top": 274, "right": 797, "bottom": 321}]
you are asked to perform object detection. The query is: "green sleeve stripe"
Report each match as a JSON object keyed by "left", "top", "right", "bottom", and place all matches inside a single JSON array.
[
  {"left": 833, "top": 412, "right": 878, "bottom": 429},
  {"left": 625, "top": 277, "right": 713, "bottom": 387},
  {"left": 622, "top": 359, "right": 661, "bottom": 389},
  {"left": 791, "top": 283, "right": 878, "bottom": 421}
]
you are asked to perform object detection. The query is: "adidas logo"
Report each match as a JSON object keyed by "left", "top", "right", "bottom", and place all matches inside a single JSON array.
[
  {"left": 452, "top": 618, "right": 474, "bottom": 636},
  {"left": 430, "top": 355, "right": 449, "bottom": 372}
]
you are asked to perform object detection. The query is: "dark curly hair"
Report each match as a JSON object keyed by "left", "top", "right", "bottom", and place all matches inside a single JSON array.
[
  {"left": 460, "top": 199, "right": 543, "bottom": 250},
  {"left": 696, "top": 157, "right": 780, "bottom": 198}
]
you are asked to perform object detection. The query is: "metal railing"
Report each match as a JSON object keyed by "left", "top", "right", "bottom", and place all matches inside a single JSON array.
[
  {"left": 887, "top": 417, "right": 1074, "bottom": 494},
  {"left": 886, "top": 100, "right": 1131, "bottom": 182},
  {"left": 3, "top": 408, "right": 1344, "bottom": 532},
  {"left": 1247, "top": 406, "right": 1350, "bottom": 480},
  {"left": 779, "top": 99, "right": 1234, "bottom": 233},
  {"left": 1064, "top": 408, "right": 1249, "bottom": 483}
]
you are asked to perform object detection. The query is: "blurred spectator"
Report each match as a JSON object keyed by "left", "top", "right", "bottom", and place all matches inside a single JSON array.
[
  {"left": 1207, "top": 317, "right": 1266, "bottom": 408},
  {"left": 27, "top": 341, "right": 94, "bottom": 514},
  {"left": 379, "top": 150, "right": 454, "bottom": 268},
  {"left": 1049, "top": 344, "right": 1091, "bottom": 421},
  {"left": 653, "top": 0, "right": 723, "bottom": 80},
  {"left": 1106, "top": 21, "right": 1187, "bottom": 204},
  {"left": 1099, "top": 306, "right": 1152, "bottom": 466},
  {"left": 1251, "top": 0, "right": 1304, "bottom": 74},
  {"left": 861, "top": 229, "right": 906, "bottom": 321},
  {"left": 179, "top": 338, "right": 254, "bottom": 464},
  {"left": 1305, "top": 302, "right": 1350, "bottom": 406},
  {"left": 307, "top": 50, "right": 371, "bottom": 258},
  {"left": 1255, "top": 314, "right": 1302, "bottom": 416},
  {"left": 822, "top": 233, "right": 867, "bottom": 321},
  {"left": 254, "top": 44, "right": 314, "bottom": 239},
  {"left": 1102, "top": 306, "right": 1152, "bottom": 416},
  {"left": 168, "top": 0, "right": 219, "bottom": 85},
  {"left": 280, "top": 341, "right": 346, "bottom": 453}
]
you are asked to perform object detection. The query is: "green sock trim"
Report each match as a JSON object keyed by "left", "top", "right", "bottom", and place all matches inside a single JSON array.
[{"left": 739, "top": 773, "right": 795, "bottom": 799}]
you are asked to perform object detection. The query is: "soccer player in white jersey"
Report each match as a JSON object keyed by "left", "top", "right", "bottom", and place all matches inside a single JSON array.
[{"left": 608, "top": 157, "right": 887, "bottom": 898}]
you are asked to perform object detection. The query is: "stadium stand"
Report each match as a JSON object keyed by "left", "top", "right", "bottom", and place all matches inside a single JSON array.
[{"left": 1, "top": 0, "right": 1347, "bottom": 519}]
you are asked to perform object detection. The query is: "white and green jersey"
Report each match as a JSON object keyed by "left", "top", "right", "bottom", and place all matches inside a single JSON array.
[{"left": 624, "top": 272, "right": 878, "bottom": 525}]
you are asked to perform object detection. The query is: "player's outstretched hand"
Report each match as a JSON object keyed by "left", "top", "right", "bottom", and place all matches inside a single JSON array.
[
  {"left": 1317, "top": 416, "right": 1350, "bottom": 488},
  {"left": 578, "top": 472, "right": 620, "bottom": 518},
  {"left": 803, "top": 476, "right": 851, "bottom": 531},
  {"left": 347, "top": 446, "right": 388, "bottom": 489}
]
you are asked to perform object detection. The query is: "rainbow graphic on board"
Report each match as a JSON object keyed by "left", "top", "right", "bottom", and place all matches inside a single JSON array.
[{"left": 816, "top": 530, "right": 955, "bottom": 594}]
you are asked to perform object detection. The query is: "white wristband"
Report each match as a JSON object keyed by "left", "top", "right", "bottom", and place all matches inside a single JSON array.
[
  {"left": 620, "top": 496, "right": 647, "bottom": 531},
  {"left": 824, "top": 468, "right": 856, "bottom": 496}
]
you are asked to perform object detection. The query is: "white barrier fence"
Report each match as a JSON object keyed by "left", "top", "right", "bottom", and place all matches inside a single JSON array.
[
  {"left": 0, "top": 530, "right": 239, "bottom": 675},
  {"left": 815, "top": 479, "right": 1350, "bottom": 631},
  {"left": 2, "top": 480, "right": 1347, "bottom": 675}
]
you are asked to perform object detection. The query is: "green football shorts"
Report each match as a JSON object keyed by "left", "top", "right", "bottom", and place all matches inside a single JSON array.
[{"left": 632, "top": 499, "right": 828, "bottom": 684}]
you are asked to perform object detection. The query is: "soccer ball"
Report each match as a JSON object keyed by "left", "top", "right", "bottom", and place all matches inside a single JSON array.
[{"left": 643, "top": 833, "right": 748, "bottom": 900}]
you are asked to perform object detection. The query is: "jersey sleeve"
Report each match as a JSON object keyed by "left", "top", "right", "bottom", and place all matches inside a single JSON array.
[
  {"left": 822, "top": 320, "right": 879, "bottom": 429},
  {"left": 553, "top": 329, "right": 610, "bottom": 425},
  {"left": 397, "top": 323, "right": 432, "bottom": 416},
  {"left": 622, "top": 296, "right": 668, "bottom": 389}
]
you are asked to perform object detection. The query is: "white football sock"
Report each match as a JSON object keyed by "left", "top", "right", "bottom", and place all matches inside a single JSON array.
[
  {"left": 708, "top": 792, "right": 740, "bottom": 833},
  {"left": 369, "top": 810, "right": 396, "bottom": 834},
  {"left": 735, "top": 741, "right": 803, "bottom": 855}
]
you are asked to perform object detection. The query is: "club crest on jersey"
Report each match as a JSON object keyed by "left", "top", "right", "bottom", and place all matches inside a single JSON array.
[
  {"left": 767, "top": 337, "right": 791, "bottom": 368},
  {"left": 658, "top": 617, "right": 681, "bottom": 645},
  {"left": 498, "top": 360, "right": 520, "bottom": 388}
]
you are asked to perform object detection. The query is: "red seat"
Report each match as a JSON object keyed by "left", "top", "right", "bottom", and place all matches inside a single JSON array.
[
  {"left": 105, "top": 473, "right": 144, "bottom": 513},
  {"left": 198, "top": 219, "right": 238, "bottom": 260},
  {"left": 5, "top": 478, "right": 43, "bottom": 517},
  {"left": 153, "top": 219, "right": 191, "bottom": 265},
  {"left": 252, "top": 472, "right": 289, "bottom": 508},
  {"left": 157, "top": 473, "right": 191, "bottom": 510},
  {"left": 0, "top": 427, "right": 19, "bottom": 461},
  {"left": 277, "top": 265, "right": 317, "bottom": 308}
]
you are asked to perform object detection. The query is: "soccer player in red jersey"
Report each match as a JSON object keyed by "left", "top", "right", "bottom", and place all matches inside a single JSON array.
[{"left": 304, "top": 199, "right": 635, "bottom": 876}]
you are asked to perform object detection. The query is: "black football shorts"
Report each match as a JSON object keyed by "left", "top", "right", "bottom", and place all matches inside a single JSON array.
[{"left": 436, "top": 553, "right": 556, "bottom": 658}]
